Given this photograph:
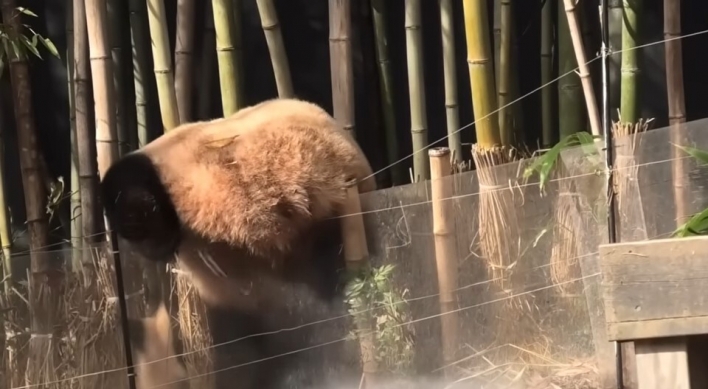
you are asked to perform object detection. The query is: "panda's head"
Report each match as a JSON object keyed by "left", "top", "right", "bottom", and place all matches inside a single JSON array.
[{"left": 101, "top": 152, "right": 181, "bottom": 263}]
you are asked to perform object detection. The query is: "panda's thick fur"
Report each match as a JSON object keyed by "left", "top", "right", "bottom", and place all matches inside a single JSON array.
[{"left": 102, "top": 98, "right": 376, "bottom": 388}]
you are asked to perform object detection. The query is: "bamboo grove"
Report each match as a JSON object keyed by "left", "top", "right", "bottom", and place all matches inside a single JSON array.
[{"left": 0, "top": 0, "right": 697, "bottom": 387}]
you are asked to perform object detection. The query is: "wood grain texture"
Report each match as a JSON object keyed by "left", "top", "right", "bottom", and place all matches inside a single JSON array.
[
  {"left": 600, "top": 236, "right": 708, "bottom": 341},
  {"left": 635, "top": 338, "right": 691, "bottom": 389}
]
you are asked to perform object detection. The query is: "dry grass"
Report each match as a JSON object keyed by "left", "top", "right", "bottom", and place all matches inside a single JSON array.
[{"left": 173, "top": 265, "right": 214, "bottom": 389}]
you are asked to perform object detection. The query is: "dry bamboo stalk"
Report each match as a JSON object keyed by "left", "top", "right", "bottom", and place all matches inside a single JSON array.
[
  {"left": 405, "top": 0, "right": 429, "bottom": 181},
  {"left": 147, "top": 0, "right": 181, "bottom": 130},
  {"left": 561, "top": 0, "right": 601, "bottom": 137},
  {"left": 213, "top": 0, "right": 243, "bottom": 116},
  {"left": 85, "top": 0, "right": 120, "bottom": 178},
  {"left": 429, "top": 147, "right": 459, "bottom": 377},
  {"left": 74, "top": 0, "right": 103, "bottom": 267},
  {"left": 620, "top": 0, "right": 642, "bottom": 124},
  {"left": 0, "top": 126, "right": 11, "bottom": 293},
  {"left": 256, "top": 0, "right": 294, "bottom": 97},
  {"left": 175, "top": 0, "right": 196, "bottom": 123},
  {"left": 129, "top": 0, "right": 151, "bottom": 146},
  {"left": 665, "top": 0, "right": 688, "bottom": 226},
  {"left": 439, "top": 0, "right": 462, "bottom": 166},
  {"left": 329, "top": 0, "right": 356, "bottom": 136}
]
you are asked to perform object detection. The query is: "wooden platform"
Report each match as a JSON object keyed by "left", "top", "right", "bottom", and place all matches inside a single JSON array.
[{"left": 599, "top": 235, "right": 708, "bottom": 389}]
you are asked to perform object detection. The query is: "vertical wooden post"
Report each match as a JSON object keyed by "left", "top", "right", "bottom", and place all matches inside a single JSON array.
[
  {"left": 429, "top": 147, "right": 460, "bottom": 376},
  {"left": 340, "top": 184, "right": 379, "bottom": 386}
]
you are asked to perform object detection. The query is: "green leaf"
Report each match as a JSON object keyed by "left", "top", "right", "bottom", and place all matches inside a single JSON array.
[
  {"left": 674, "top": 144, "right": 708, "bottom": 165},
  {"left": 523, "top": 131, "right": 598, "bottom": 191},
  {"left": 19, "top": 34, "right": 41, "bottom": 59},
  {"left": 16, "top": 7, "right": 38, "bottom": 17},
  {"left": 40, "top": 37, "right": 59, "bottom": 58},
  {"left": 674, "top": 208, "right": 708, "bottom": 238}
]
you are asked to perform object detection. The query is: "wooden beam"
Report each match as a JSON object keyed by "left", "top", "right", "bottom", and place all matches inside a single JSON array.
[{"left": 599, "top": 235, "right": 708, "bottom": 341}]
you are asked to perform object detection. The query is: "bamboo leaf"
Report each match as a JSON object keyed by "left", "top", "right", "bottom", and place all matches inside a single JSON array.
[
  {"left": 523, "top": 131, "right": 597, "bottom": 190},
  {"left": 19, "top": 34, "right": 41, "bottom": 59},
  {"left": 16, "top": 7, "right": 37, "bottom": 17},
  {"left": 674, "top": 208, "right": 708, "bottom": 237},
  {"left": 39, "top": 36, "right": 59, "bottom": 58},
  {"left": 674, "top": 144, "right": 708, "bottom": 165}
]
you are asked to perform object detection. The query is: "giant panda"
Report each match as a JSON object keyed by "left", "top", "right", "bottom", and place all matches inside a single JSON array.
[
  {"left": 128, "top": 303, "right": 189, "bottom": 389},
  {"left": 101, "top": 98, "right": 376, "bottom": 389}
]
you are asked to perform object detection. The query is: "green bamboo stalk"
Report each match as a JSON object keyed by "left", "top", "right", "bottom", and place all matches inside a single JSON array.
[
  {"left": 508, "top": 6, "right": 524, "bottom": 144},
  {"left": 370, "top": 0, "right": 401, "bottom": 184},
  {"left": 329, "top": 0, "right": 356, "bottom": 137},
  {"left": 175, "top": 0, "right": 196, "bottom": 123},
  {"left": 557, "top": 0, "right": 583, "bottom": 138},
  {"left": 498, "top": 0, "right": 512, "bottom": 145},
  {"left": 405, "top": 0, "right": 429, "bottom": 182},
  {"left": 462, "top": 0, "right": 501, "bottom": 148},
  {"left": 198, "top": 1, "right": 217, "bottom": 120},
  {"left": 85, "top": 0, "right": 120, "bottom": 178},
  {"left": 256, "top": 0, "right": 294, "bottom": 97},
  {"left": 233, "top": 0, "right": 245, "bottom": 107},
  {"left": 541, "top": 0, "right": 555, "bottom": 147},
  {"left": 147, "top": 0, "right": 180, "bottom": 131},
  {"left": 129, "top": 0, "right": 150, "bottom": 146},
  {"left": 493, "top": 0, "right": 501, "bottom": 86},
  {"left": 107, "top": 0, "right": 129, "bottom": 155},
  {"left": 439, "top": 0, "right": 462, "bottom": 166},
  {"left": 66, "top": 0, "right": 82, "bottom": 271},
  {"left": 213, "top": 0, "right": 243, "bottom": 116},
  {"left": 620, "top": 0, "right": 641, "bottom": 124}
]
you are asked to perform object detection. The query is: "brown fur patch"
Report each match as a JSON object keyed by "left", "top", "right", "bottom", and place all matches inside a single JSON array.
[{"left": 137, "top": 98, "right": 376, "bottom": 257}]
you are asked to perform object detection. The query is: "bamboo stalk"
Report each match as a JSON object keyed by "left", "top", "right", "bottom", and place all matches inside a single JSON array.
[
  {"left": 462, "top": 0, "right": 501, "bottom": 148},
  {"left": 329, "top": 0, "right": 356, "bottom": 137},
  {"left": 147, "top": 0, "right": 181, "bottom": 130},
  {"left": 541, "top": 0, "right": 555, "bottom": 147},
  {"left": 256, "top": 0, "right": 294, "bottom": 98},
  {"left": 429, "top": 147, "right": 459, "bottom": 377},
  {"left": 66, "top": 0, "right": 82, "bottom": 271},
  {"left": 85, "top": 0, "right": 120, "bottom": 177},
  {"left": 74, "top": 0, "right": 102, "bottom": 265},
  {"left": 340, "top": 184, "right": 379, "bottom": 385},
  {"left": 371, "top": 0, "right": 402, "bottom": 185},
  {"left": 107, "top": 0, "right": 129, "bottom": 156},
  {"left": 498, "top": 0, "right": 512, "bottom": 145},
  {"left": 665, "top": 0, "right": 688, "bottom": 227},
  {"left": 198, "top": 0, "right": 217, "bottom": 120},
  {"left": 508, "top": 5, "right": 524, "bottom": 144},
  {"left": 562, "top": 0, "right": 601, "bottom": 137},
  {"left": 405, "top": 0, "right": 429, "bottom": 181},
  {"left": 213, "top": 0, "right": 244, "bottom": 116},
  {"left": 175, "top": 0, "right": 196, "bottom": 123},
  {"left": 439, "top": 0, "right": 462, "bottom": 167},
  {"left": 493, "top": 0, "right": 501, "bottom": 85},
  {"left": 1, "top": 1, "right": 59, "bottom": 385},
  {"left": 620, "top": 0, "right": 641, "bottom": 124},
  {"left": 129, "top": 0, "right": 151, "bottom": 146},
  {"left": 557, "top": 0, "right": 583, "bottom": 138},
  {"left": 0, "top": 122, "right": 11, "bottom": 293}
]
